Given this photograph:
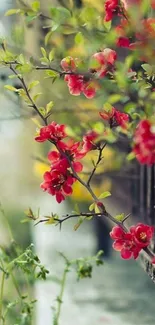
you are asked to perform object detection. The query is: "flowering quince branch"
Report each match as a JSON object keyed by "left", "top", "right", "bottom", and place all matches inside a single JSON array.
[
  {"left": 2, "top": 0, "right": 155, "bottom": 273},
  {"left": 5, "top": 57, "right": 155, "bottom": 265}
]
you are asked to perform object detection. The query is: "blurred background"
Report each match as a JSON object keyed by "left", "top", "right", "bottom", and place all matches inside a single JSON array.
[{"left": 0, "top": 0, "right": 155, "bottom": 324}]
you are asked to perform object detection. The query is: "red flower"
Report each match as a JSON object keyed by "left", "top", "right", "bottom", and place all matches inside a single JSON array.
[
  {"left": 61, "top": 56, "right": 76, "bottom": 71},
  {"left": 91, "top": 49, "right": 117, "bottom": 78},
  {"left": 117, "top": 36, "right": 130, "bottom": 48},
  {"left": 99, "top": 107, "right": 115, "bottom": 121},
  {"left": 133, "top": 119, "right": 155, "bottom": 165},
  {"left": 130, "top": 223, "right": 154, "bottom": 248},
  {"left": 82, "top": 81, "right": 97, "bottom": 99},
  {"left": 110, "top": 226, "right": 140, "bottom": 259},
  {"left": 48, "top": 140, "right": 85, "bottom": 173},
  {"left": 61, "top": 56, "right": 97, "bottom": 98},
  {"left": 35, "top": 122, "right": 66, "bottom": 143},
  {"left": 100, "top": 107, "right": 129, "bottom": 128},
  {"left": 64, "top": 74, "right": 97, "bottom": 98},
  {"left": 151, "top": 0, "right": 155, "bottom": 9},
  {"left": 65, "top": 74, "right": 84, "bottom": 96},
  {"left": 41, "top": 168, "right": 75, "bottom": 203},
  {"left": 104, "top": 0, "right": 119, "bottom": 22},
  {"left": 81, "top": 130, "right": 99, "bottom": 153},
  {"left": 58, "top": 140, "right": 85, "bottom": 172}
]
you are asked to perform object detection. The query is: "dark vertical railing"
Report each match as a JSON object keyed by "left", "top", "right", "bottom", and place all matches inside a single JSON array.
[
  {"left": 139, "top": 165, "right": 147, "bottom": 222},
  {"left": 146, "top": 166, "right": 154, "bottom": 225},
  {"left": 131, "top": 164, "right": 154, "bottom": 226}
]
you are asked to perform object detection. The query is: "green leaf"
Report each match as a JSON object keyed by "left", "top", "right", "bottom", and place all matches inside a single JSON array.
[
  {"left": 126, "top": 152, "right": 135, "bottom": 161},
  {"left": 40, "top": 57, "right": 49, "bottom": 65},
  {"left": 75, "top": 32, "right": 84, "bottom": 44},
  {"left": 142, "top": 64, "right": 152, "bottom": 75},
  {"left": 33, "top": 93, "right": 42, "bottom": 101},
  {"left": 103, "top": 102, "right": 112, "bottom": 111},
  {"left": 5, "top": 9, "right": 21, "bottom": 16},
  {"left": 98, "top": 191, "right": 111, "bottom": 199},
  {"left": 50, "top": 7, "right": 71, "bottom": 23},
  {"left": 108, "top": 94, "right": 121, "bottom": 104},
  {"left": 46, "top": 101, "right": 54, "bottom": 114},
  {"left": 4, "top": 85, "right": 18, "bottom": 92},
  {"left": 25, "top": 14, "right": 37, "bottom": 23},
  {"left": 49, "top": 49, "right": 55, "bottom": 62},
  {"left": 41, "top": 47, "right": 47, "bottom": 58},
  {"left": 89, "top": 203, "right": 95, "bottom": 212},
  {"left": 45, "top": 70, "right": 59, "bottom": 78},
  {"left": 38, "top": 107, "right": 46, "bottom": 117},
  {"left": 31, "top": 1, "right": 40, "bottom": 12},
  {"left": 94, "top": 204, "right": 100, "bottom": 213},
  {"left": 29, "top": 80, "right": 39, "bottom": 90},
  {"left": 103, "top": 20, "right": 111, "bottom": 31},
  {"left": 45, "top": 31, "right": 53, "bottom": 46},
  {"left": 18, "top": 54, "right": 25, "bottom": 65},
  {"left": 45, "top": 217, "right": 57, "bottom": 225},
  {"left": 74, "top": 216, "right": 83, "bottom": 231},
  {"left": 115, "top": 213, "right": 125, "bottom": 221},
  {"left": 51, "top": 23, "right": 60, "bottom": 32},
  {"left": 9, "top": 74, "right": 22, "bottom": 79},
  {"left": 86, "top": 215, "right": 93, "bottom": 220}
]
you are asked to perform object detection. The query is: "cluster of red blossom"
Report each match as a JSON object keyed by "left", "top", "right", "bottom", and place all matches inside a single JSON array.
[
  {"left": 105, "top": 0, "right": 155, "bottom": 22},
  {"left": 35, "top": 108, "right": 130, "bottom": 202},
  {"left": 104, "top": 0, "right": 155, "bottom": 60},
  {"left": 35, "top": 122, "right": 100, "bottom": 202},
  {"left": 133, "top": 120, "right": 155, "bottom": 165},
  {"left": 61, "top": 48, "right": 117, "bottom": 98},
  {"left": 110, "top": 223, "right": 154, "bottom": 261}
]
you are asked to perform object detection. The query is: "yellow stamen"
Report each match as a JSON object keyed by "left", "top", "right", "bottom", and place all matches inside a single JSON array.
[{"left": 140, "top": 232, "right": 147, "bottom": 241}]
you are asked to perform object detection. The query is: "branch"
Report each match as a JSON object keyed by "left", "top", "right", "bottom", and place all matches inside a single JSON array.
[
  {"left": 9, "top": 64, "right": 47, "bottom": 125},
  {"left": 87, "top": 143, "right": 106, "bottom": 186}
]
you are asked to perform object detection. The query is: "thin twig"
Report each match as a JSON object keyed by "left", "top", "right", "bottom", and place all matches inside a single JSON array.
[
  {"left": 122, "top": 213, "right": 131, "bottom": 224},
  {"left": 87, "top": 143, "right": 106, "bottom": 186},
  {"left": 9, "top": 64, "right": 47, "bottom": 125}
]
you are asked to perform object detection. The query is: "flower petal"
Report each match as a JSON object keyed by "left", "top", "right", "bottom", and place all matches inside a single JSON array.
[
  {"left": 110, "top": 226, "right": 125, "bottom": 239},
  {"left": 121, "top": 248, "right": 132, "bottom": 259},
  {"left": 112, "top": 239, "right": 124, "bottom": 251},
  {"left": 73, "top": 161, "right": 83, "bottom": 172}
]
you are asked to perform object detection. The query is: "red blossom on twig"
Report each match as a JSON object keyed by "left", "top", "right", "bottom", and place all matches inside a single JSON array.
[
  {"left": 35, "top": 122, "right": 66, "bottom": 143},
  {"left": 41, "top": 168, "right": 75, "bottom": 203},
  {"left": 130, "top": 223, "right": 154, "bottom": 248},
  {"left": 91, "top": 49, "right": 117, "bottom": 78},
  {"left": 133, "top": 119, "right": 155, "bottom": 165},
  {"left": 110, "top": 223, "right": 154, "bottom": 259},
  {"left": 104, "top": 0, "right": 119, "bottom": 22},
  {"left": 110, "top": 226, "right": 141, "bottom": 259},
  {"left": 99, "top": 107, "right": 129, "bottom": 128}
]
